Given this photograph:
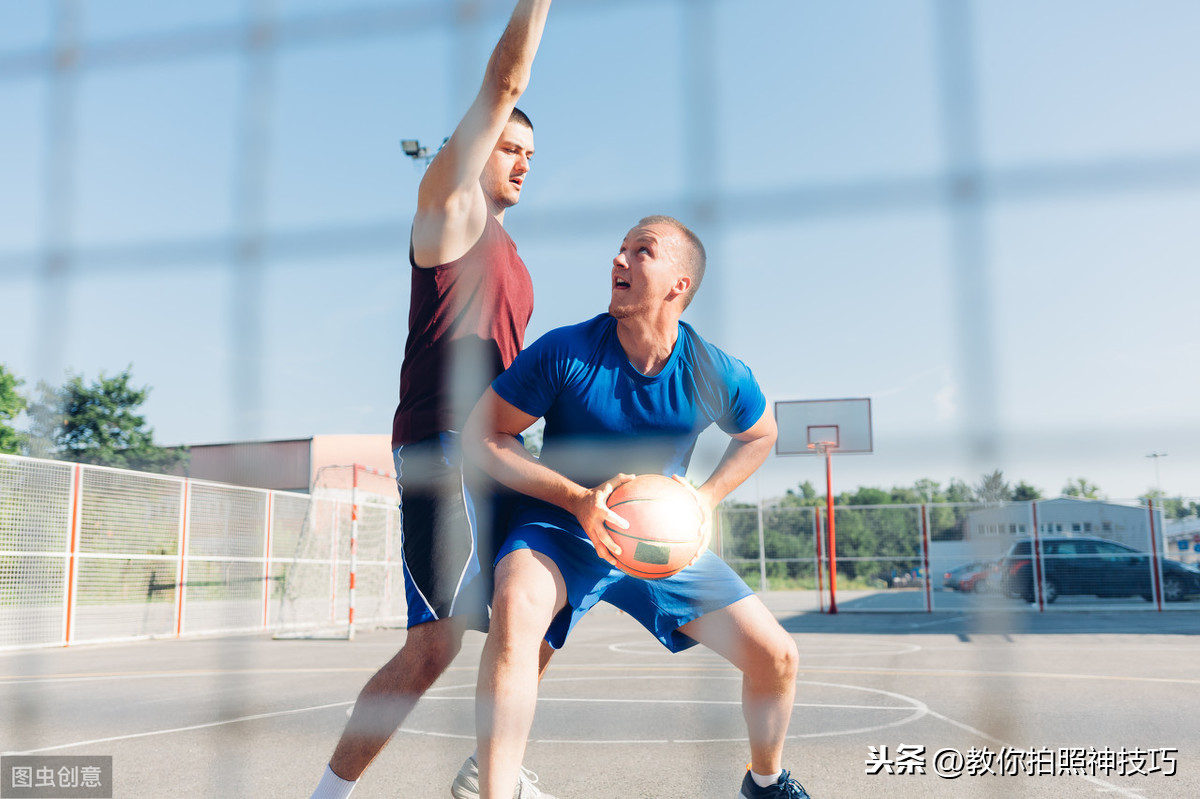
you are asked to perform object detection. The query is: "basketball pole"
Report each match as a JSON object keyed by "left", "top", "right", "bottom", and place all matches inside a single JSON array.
[
  {"left": 822, "top": 443, "right": 839, "bottom": 614},
  {"left": 813, "top": 506, "right": 825, "bottom": 613}
]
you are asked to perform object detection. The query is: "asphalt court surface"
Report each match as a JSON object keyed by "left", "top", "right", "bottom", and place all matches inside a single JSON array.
[{"left": 2, "top": 592, "right": 1197, "bottom": 798}]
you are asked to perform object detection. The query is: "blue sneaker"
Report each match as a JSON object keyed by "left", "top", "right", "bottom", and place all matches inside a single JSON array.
[{"left": 738, "top": 768, "right": 812, "bottom": 799}]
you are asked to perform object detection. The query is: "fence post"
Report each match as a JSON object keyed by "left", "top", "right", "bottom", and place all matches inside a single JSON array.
[
  {"left": 348, "top": 466, "right": 359, "bottom": 640},
  {"left": 175, "top": 479, "right": 191, "bottom": 638},
  {"left": 262, "top": 491, "right": 273, "bottom": 630},
  {"left": 1147, "top": 499, "right": 1163, "bottom": 611},
  {"left": 921, "top": 504, "right": 932, "bottom": 613},
  {"left": 1031, "top": 501, "right": 1045, "bottom": 612},
  {"left": 62, "top": 464, "right": 83, "bottom": 647},
  {"left": 329, "top": 500, "right": 339, "bottom": 623}
]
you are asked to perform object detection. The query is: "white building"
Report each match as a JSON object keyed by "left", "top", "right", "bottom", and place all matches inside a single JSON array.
[
  {"left": 929, "top": 498, "right": 1174, "bottom": 583},
  {"left": 178, "top": 434, "right": 398, "bottom": 501},
  {"left": 964, "top": 497, "right": 1164, "bottom": 554},
  {"left": 1164, "top": 516, "right": 1200, "bottom": 565}
]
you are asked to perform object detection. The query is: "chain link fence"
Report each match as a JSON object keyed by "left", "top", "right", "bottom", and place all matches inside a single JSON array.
[
  {"left": 4, "top": 452, "right": 1198, "bottom": 650},
  {"left": 717, "top": 497, "right": 1198, "bottom": 613},
  {"left": 0, "top": 453, "right": 404, "bottom": 650}
]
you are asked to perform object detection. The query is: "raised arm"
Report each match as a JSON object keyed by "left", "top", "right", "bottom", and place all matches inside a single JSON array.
[
  {"left": 411, "top": 0, "right": 552, "bottom": 266},
  {"left": 464, "top": 387, "right": 632, "bottom": 563}
]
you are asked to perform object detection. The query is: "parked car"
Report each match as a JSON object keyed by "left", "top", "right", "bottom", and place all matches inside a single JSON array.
[
  {"left": 943, "top": 561, "right": 992, "bottom": 592},
  {"left": 959, "top": 561, "right": 1000, "bottom": 593},
  {"left": 1000, "top": 536, "right": 1200, "bottom": 603}
]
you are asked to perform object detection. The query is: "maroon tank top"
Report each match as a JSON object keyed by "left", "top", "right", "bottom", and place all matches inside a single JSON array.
[{"left": 391, "top": 214, "right": 534, "bottom": 447}]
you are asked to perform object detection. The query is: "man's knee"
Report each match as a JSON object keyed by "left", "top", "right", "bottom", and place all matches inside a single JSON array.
[
  {"left": 491, "top": 553, "right": 560, "bottom": 638},
  {"left": 492, "top": 580, "right": 553, "bottom": 633},
  {"left": 773, "top": 633, "right": 800, "bottom": 681},
  {"left": 748, "top": 626, "right": 798, "bottom": 686},
  {"left": 375, "top": 619, "right": 464, "bottom": 688}
]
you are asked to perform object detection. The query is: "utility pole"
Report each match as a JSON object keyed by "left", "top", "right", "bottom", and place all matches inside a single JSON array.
[{"left": 1146, "top": 452, "right": 1168, "bottom": 496}]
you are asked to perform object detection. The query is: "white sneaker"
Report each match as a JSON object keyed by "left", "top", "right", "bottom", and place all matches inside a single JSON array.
[{"left": 450, "top": 755, "right": 557, "bottom": 799}]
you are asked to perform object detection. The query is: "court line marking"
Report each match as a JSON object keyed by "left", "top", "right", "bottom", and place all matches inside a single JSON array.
[
  {"left": 3, "top": 701, "right": 353, "bottom": 755},
  {"left": 5, "top": 657, "right": 1199, "bottom": 688},
  {"left": 5, "top": 658, "right": 1198, "bottom": 687},
  {"left": 921, "top": 707, "right": 1150, "bottom": 799},
  {"left": 608, "top": 637, "right": 924, "bottom": 658},
  {"left": 798, "top": 665, "right": 1200, "bottom": 686},
  {"left": 3, "top": 676, "right": 928, "bottom": 754},
  {"left": 400, "top": 676, "right": 930, "bottom": 744},
  {"left": 0, "top": 668, "right": 376, "bottom": 687},
  {"left": 1, "top": 672, "right": 1167, "bottom": 797}
]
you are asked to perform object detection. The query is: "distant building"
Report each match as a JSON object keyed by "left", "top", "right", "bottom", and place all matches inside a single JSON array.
[
  {"left": 965, "top": 497, "right": 1164, "bottom": 553},
  {"left": 179, "top": 434, "right": 397, "bottom": 501},
  {"left": 1164, "top": 516, "right": 1200, "bottom": 566}
]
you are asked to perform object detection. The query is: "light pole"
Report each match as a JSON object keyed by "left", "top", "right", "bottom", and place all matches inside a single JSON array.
[
  {"left": 1146, "top": 452, "right": 1168, "bottom": 496},
  {"left": 401, "top": 137, "right": 448, "bottom": 166}
]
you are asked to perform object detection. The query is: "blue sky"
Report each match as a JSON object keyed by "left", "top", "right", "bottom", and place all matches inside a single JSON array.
[{"left": 2, "top": 0, "right": 1199, "bottom": 503}]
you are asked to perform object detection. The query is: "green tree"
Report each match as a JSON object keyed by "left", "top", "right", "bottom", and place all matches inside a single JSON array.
[
  {"left": 941, "top": 483, "right": 974, "bottom": 539},
  {"left": 888, "top": 484, "right": 923, "bottom": 505},
  {"left": 786, "top": 480, "right": 821, "bottom": 505},
  {"left": 944, "top": 478, "right": 975, "bottom": 503},
  {"left": 1011, "top": 481, "right": 1043, "bottom": 501},
  {"left": 715, "top": 499, "right": 767, "bottom": 585},
  {"left": 883, "top": 478, "right": 968, "bottom": 542},
  {"left": 910, "top": 478, "right": 942, "bottom": 504},
  {"left": 1140, "top": 492, "right": 1197, "bottom": 520},
  {"left": 895, "top": 478, "right": 970, "bottom": 541},
  {"left": 975, "top": 469, "right": 1012, "bottom": 504},
  {"left": 1061, "top": 477, "right": 1104, "bottom": 499},
  {"left": 827, "top": 486, "right": 920, "bottom": 582},
  {"left": 0, "top": 364, "right": 26, "bottom": 454},
  {"left": 843, "top": 486, "right": 890, "bottom": 506},
  {"left": 26, "top": 367, "right": 187, "bottom": 474}
]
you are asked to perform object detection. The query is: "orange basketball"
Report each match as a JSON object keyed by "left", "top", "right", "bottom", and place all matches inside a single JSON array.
[{"left": 604, "top": 474, "right": 705, "bottom": 579}]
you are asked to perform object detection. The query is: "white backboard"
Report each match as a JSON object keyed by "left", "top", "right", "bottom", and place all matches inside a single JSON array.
[{"left": 775, "top": 398, "right": 873, "bottom": 455}]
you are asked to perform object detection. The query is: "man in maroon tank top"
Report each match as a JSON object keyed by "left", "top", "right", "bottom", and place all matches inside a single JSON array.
[{"left": 310, "top": 3, "right": 555, "bottom": 798}]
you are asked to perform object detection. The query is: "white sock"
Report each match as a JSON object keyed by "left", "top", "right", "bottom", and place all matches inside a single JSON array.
[
  {"left": 310, "top": 765, "right": 357, "bottom": 799},
  {"left": 751, "top": 770, "right": 782, "bottom": 788}
]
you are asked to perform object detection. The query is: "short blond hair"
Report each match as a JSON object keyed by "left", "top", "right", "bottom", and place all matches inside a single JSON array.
[{"left": 637, "top": 215, "right": 706, "bottom": 308}]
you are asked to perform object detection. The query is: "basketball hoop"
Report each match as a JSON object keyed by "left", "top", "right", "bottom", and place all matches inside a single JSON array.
[{"left": 776, "top": 399, "right": 872, "bottom": 616}]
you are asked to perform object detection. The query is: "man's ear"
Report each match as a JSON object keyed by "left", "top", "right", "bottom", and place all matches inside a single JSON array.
[{"left": 669, "top": 273, "right": 692, "bottom": 301}]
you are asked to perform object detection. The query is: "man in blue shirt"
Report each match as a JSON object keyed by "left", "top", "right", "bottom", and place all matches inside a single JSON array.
[{"left": 464, "top": 216, "right": 814, "bottom": 799}]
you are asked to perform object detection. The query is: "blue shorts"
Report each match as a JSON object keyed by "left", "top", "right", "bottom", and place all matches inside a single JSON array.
[
  {"left": 396, "top": 433, "right": 518, "bottom": 631},
  {"left": 497, "top": 504, "right": 754, "bottom": 653}
]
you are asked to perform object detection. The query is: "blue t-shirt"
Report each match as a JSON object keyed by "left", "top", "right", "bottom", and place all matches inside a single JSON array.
[{"left": 491, "top": 313, "right": 766, "bottom": 490}]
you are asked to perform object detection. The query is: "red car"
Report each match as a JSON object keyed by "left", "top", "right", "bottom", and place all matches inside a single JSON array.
[{"left": 943, "top": 561, "right": 994, "bottom": 592}]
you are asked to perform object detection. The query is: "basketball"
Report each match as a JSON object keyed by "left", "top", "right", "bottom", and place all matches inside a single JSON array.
[{"left": 604, "top": 474, "right": 705, "bottom": 579}]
